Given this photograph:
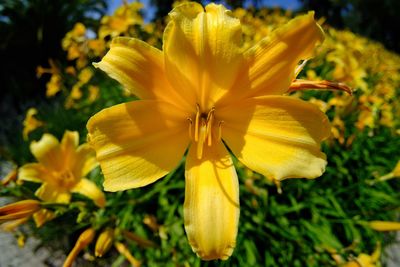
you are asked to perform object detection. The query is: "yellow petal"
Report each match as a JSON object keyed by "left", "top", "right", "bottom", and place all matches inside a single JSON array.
[
  {"left": 164, "top": 2, "right": 244, "bottom": 111},
  {"left": 18, "top": 163, "right": 49, "bottom": 183},
  {"left": 30, "top": 133, "right": 63, "bottom": 171},
  {"left": 184, "top": 141, "right": 239, "bottom": 260},
  {"left": 219, "top": 12, "right": 324, "bottom": 105},
  {"left": 94, "top": 37, "right": 191, "bottom": 111},
  {"left": 35, "top": 183, "right": 71, "bottom": 203},
  {"left": 72, "top": 144, "right": 99, "bottom": 178},
  {"left": 87, "top": 100, "right": 190, "bottom": 191},
  {"left": 218, "top": 96, "right": 330, "bottom": 181},
  {"left": 61, "top": 130, "right": 79, "bottom": 167},
  {"left": 72, "top": 178, "right": 106, "bottom": 208}
]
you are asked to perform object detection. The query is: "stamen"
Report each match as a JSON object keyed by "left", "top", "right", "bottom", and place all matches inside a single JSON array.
[
  {"left": 288, "top": 79, "right": 353, "bottom": 95},
  {"left": 194, "top": 104, "right": 200, "bottom": 141},
  {"left": 197, "top": 119, "right": 207, "bottom": 159},
  {"left": 274, "top": 179, "right": 283, "bottom": 194},
  {"left": 206, "top": 107, "right": 215, "bottom": 146}
]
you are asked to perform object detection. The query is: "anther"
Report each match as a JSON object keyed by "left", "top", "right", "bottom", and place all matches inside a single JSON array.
[{"left": 194, "top": 104, "right": 200, "bottom": 141}]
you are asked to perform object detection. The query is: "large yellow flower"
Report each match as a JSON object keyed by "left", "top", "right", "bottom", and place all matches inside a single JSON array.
[
  {"left": 19, "top": 131, "right": 105, "bottom": 207},
  {"left": 87, "top": 3, "right": 338, "bottom": 260}
]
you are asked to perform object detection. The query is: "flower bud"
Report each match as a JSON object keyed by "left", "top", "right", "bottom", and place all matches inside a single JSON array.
[{"left": 95, "top": 228, "right": 114, "bottom": 257}]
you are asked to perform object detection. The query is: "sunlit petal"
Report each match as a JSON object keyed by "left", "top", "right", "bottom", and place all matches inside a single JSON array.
[
  {"left": 164, "top": 2, "right": 244, "bottom": 111},
  {"left": 94, "top": 37, "right": 191, "bottom": 111},
  {"left": 87, "top": 100, "right": 190, "bottom": 191},
  {"left": 184, "top": 141, "right": 239, "bottom": 260},
  {"left": 218, "top": 12, "right": 324, "bottom": 106},
  {"left": 72, "top": 178, "right": 106, "bottom": 207},
  {"left": 218, "top": 96, "right": 330, "bottom": 181},
  {"left": 60, "top": 130, "right": 79, "bottom": 167}
]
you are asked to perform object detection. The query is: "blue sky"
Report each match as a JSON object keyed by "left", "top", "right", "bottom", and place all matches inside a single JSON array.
[{"left": 107, "top": 0, "right": 301, "bottom": 19}]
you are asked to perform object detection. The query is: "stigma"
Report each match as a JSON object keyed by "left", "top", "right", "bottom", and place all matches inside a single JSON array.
[{"left": 188, "top": 105, "right": 223, "bottom": 159}]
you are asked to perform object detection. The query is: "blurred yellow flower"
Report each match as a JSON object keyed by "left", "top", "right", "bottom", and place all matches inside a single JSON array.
[
  {"left": 46, "top": 74, "right": 62, "bottom": 97},
  {"left": 23, "top": 108, "right": 44, "bottom": 139},
  {"left": 343, "top": 243, "right": 380, "bottom": 267},
  {"left": 63, "top": 227, "right": 95, "bottom": 267},
  {"left": 98, "top": 1, "right": 144, "bottom": 39},
  {"left": 88, "top": 39, "right": 106, "bottom": 56},
  {"left": 88, "top": 85, "right": 100, "bottom": 102},
  {"left": 18, "top": 131, "right": 105, "bottom": 207},
  {"left": 87, "top": 3, "right": 342, "bottom": 260}
]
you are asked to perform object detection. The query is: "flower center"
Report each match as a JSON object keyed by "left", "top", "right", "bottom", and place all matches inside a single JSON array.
[
  {"left": 54, "top": 169, "right": 77, "bottom": 188},
  {"left": 188, "top": 105, "right": 223, "bottom": 159}
]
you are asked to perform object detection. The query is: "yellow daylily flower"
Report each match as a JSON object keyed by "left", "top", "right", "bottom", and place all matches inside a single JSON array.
[
  {"left": 23, "top": 108, "right": 44, "bottom": 139},
  {"left": 343, "top": 243, "right": 381, "bottom": 267},
  {"left": 18, "top": 131, "right": 105, "bottom": 207},
  {"left": 87, "top": 3, "right": 345, "bottom": 260}
]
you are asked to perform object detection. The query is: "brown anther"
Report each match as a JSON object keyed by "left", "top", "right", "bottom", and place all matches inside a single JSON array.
[{"left": 288, "top": 79, "right": 353, "bottom": 95}]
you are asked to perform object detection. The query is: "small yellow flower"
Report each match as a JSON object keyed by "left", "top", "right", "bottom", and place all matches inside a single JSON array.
[
  {"left": 88, "top": 3, "right": 347, "bottom": 260},
  {"left": 22, "top": 108, "right": 44, "bottom": 139},
  {"left": 343, "top": 244, "right": 380, "bottom": 267},
  {"left": 18, "top": 131, "right": 105, "bottom": 207},
  {"left": 95, "top": 228, "right": 114, "bottom": 257},
  {"left": 46, "top": 74, "right": 62, "bottom": 97},
  {"left": 0, "top": 200, "right": 41, "bottom": 223},
  {"left": 88, "top": 85, "right": 100, "bottom": 102},
  {"left": 63, "top": 227, "right": 95, "bottom": 267},
  {"left": 88, "top": 39, "right": 106, "bottom": 56}
]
